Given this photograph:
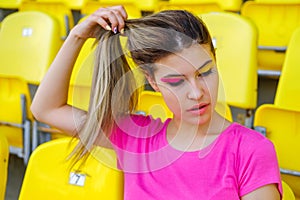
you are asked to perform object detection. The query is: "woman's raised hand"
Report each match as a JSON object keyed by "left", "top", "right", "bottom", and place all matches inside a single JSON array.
[{"left": 71, "top": 5, "right": 128, "bottom": 40}]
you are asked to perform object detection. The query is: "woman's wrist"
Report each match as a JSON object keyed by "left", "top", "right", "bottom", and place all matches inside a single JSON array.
[{"left": 67, "top": 27, "right": 89, "bottom": 45}]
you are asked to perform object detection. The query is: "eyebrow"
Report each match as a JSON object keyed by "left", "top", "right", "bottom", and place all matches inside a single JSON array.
[{"left": 162, "top": 59, "right": 213, "bottom": 78}]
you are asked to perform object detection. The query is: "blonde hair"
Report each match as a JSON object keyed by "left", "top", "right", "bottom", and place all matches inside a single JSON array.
[{"left": 71, "top": 10, "right": 215, "bottom": 165}]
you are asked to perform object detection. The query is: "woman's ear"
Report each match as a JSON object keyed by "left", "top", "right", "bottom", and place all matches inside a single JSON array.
[{"left": 144, "top": 72, "right": 160, "bottom": 92}]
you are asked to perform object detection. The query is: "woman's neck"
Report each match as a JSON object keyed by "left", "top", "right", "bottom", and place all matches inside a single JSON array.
[{"left": 166, "top": 111, "right": 231, "bottom": 152}]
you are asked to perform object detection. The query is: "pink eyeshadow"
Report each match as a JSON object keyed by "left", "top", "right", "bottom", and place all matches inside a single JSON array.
[{"left": 160, "top": 77, "right": 182, "bottom": 83}]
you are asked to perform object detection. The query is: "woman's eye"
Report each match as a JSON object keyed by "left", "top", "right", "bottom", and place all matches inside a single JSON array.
[
  {"left": 198, "top": 68, "right": 213, "bottom": 77},
  {"left": 168, "top": 79, "right": 184, "bottom": 86},
  {"left": 160, "top": 77, "right": 184, "bottom": 87}
]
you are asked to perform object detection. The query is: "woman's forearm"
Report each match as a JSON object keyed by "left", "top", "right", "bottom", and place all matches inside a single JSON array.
[{"left": 30, "top": 29, "right": 87, "bottom": 133}]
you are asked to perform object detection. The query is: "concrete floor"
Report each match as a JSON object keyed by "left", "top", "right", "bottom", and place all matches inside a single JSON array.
[{"left": 5, "top": 155, "right": 26, "bottom": 200}]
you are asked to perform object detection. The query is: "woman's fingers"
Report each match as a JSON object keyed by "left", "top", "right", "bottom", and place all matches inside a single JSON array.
[
  {"left": 73, "top": 5, "right": 128, "bottom": 39},
  {"left": 93, "top": 6, "right": 127, "bottom": 33},
  {"left": 111, "top": 5, "right": 128, "bottom": 20},
  {"left": 112, "top": 8, "right": 126, "bottom": 33}
]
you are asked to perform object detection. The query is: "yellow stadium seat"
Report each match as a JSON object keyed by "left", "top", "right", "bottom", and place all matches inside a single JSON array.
[
  {"left": 0, "top": 133, "right": 9, "bottom": 200},
  {"left": 136, "top": 91, "right": 233, "bottom": 122},
  {"left": 273, "top": 28, "right": 300, "bottom": 112},
  {"left": 241, "top": 1, "right": 300, "bottom": 76},
  {"left": 200, "top": 12, "right": 258, "bottom": 126},
  {"left": 20, "top": 0, "right": 74, "bottom": 39},
  {"left": 81, "top": 0, "right": 141, "bottom": 19},
  {"left": 219, "top": 0, "right": 243, "bottom": 12},
  {"left": 135, "top": 0, "right": 159, "bottom": 13},
  {"left": 68, "top": 38, "right": 95, "bottom": 111},
  {"left": 0, "top": 11, "right": 62, "bottom": 163},
  {"left": 136, "top": 91, "right": 173, "bottom": 122},
  {"left": 256, "top": 0, "right": 300, "bottom": 3},
  {"left": 254, "top": 27, "right": 300, "bottom": 199},
  {"left": 63, "top": 0, "right": 87, "bottom": 10},
  {"left": 215, "top": 101, "right": 233, "bottom": 122},
  {"left": 0, "top": 76, "right": 32, "bottom": 164},
  {"left": 0, "top": 0, "right": 23, "bottom": 9},
  {"left": 0, "top": 10, "right": 62, "bottom": 85},
  {"left": 282, "top": 181, "right": 296, "bottom": 200},
  {"left": 157, "top": 0, "right": 222, "bottom": 15},
  {"left": 157, "top": 0, "right": 243, "bottom": 14},
  {"left": 19, "top": 137, "right": 124, "bottom": 200}
]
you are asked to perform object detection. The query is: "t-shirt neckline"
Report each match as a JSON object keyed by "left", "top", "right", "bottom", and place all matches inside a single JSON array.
[{"left": 162, "top": 119, "right": 237, "bottom": 156}]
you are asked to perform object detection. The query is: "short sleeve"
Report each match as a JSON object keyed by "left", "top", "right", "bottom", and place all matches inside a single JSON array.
[{"left": 237, "top": 138, "right": 283, "bottom": 197}]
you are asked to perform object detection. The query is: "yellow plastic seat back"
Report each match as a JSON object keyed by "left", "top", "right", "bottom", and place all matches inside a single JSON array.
[
  {"left": 135, "top": 0, "right": 159, "bottom": 13},
  {"left": 19, "top": 137, "right": 124, "bottom": 200},
  {"left": 0, "top": 10, "right": 62, "bottom": 85},
  {"left": 64, "top": 0, "right": 86, "bottom": 10},
  {"left": 136, "top": 91, "right": 173, "bottom": 122},
  {"left": 282, "top": 181, "right": 296, "bottom": 200},
  {"left": 218, "top": 0, "right": 243, "bottom": 12},
  {"left": 274, "top": 27, "right": 300, "bottom": 111},
  {"left": 0, "top": 75, "right": 32, "bottom": 164},
  {"left": 81, "top": 0, "right": 141, "bottom": 19},
  {"left": 0, "top": 76, "right": 32, "bottom": 147},
  {"left": 0, "top": 133, "right": 9, "bottom": 200},
  {"left": 157, "top": 0, "right": 243, "bottom": 13},
  {"left": 253, "top": 28, "right": 300, "bottom": 198},
  {"left": 241, "top": 2, "right": 300, "bottom": 73},
  {"left": 157, "top": 0, "right": 222, "bottom": 15},
  {"left": 68, "top": 38, "right": 95, "bottom": 111},
  {"left": 0, "top": 0, "right": 23, "bottom": 9},
  {"left": 200, "top": 12, "right": 258, "bottom": 110},
  {"left": 256, "top": 0, "right": 300, "bottom": 3},
  {"left": 20, "top": 0, "right": 74, "bottom": 40},
  {"left": 215, "top": 101, "right": 233, "bottom": 122},
  {"left": 254, "top": 105, "right": 300, "bottom": 198},
  {"left": 254, "top": 105, "right": 300, "bottom": 173}
]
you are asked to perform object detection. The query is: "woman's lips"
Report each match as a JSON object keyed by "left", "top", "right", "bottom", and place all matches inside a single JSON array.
[{"left": 187, "top": 103, "right": 210, "bottom": 115}]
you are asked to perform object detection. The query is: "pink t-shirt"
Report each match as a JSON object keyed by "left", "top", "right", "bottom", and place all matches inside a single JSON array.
[{"left": 110, "top": 115, "right": 282, "bottom": 199}]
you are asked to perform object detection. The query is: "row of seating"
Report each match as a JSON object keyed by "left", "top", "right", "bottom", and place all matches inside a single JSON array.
[
  {"left": 1, "top": 0, "right": 300, "bottom": 75},
  {"left": 253, "top": 27, "right": 300, "bottom": 198},
  {"left": 0, "top": 0, "right": 245, "bottom": 13},
  {"left": 0, "top": 4, "right": 300, "bottom": 199},
  {"left": 0, "top": 10, "right": 63, "bottom": 166}
]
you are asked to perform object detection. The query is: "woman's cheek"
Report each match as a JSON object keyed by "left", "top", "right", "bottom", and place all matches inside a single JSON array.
[{"left": 161, "top": 89, "right": 183, "bottom": 117}]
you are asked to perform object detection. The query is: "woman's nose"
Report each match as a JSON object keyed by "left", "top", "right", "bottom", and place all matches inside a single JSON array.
[{"left": 187, "top": 80, "right": 204, "bottom": 100}]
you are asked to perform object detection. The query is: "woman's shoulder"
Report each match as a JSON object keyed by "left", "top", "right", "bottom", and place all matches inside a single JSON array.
[
  {"left": 222, "top": 122, "right": 275, "bottom": 150},
  {"left": 225, "top": 122, "right": 268, "bottom": 141}
]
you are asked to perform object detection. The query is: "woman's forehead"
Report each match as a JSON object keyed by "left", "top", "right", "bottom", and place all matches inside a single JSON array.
[{"left": 154, "top": 44, "right": 214, "bottom": 75}]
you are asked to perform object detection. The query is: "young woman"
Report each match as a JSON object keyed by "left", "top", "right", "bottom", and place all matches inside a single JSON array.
[{"left": 31, "top": 6, "right": 282, "bottom": 199}]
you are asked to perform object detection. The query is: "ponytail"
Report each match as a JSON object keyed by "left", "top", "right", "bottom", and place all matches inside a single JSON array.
[{"left": 70, "top": 29, "right": 139, "bottom": 165}]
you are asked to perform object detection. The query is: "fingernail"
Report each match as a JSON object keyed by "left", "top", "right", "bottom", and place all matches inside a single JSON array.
[
  {"left": 105, "top": 25, "right": 111, "bottom": 31},
  {"left": 120, "top": 28, "right": 124, "bottom": 34},
  {"left": 113, "top": 27, "right": 118, "bottom": 34}
]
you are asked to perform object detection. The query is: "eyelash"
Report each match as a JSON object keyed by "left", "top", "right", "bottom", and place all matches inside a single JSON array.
[
  {"left": 197, "top": 68, "right": 213, "bottom": 77},
  {"left": 167, "top": 79, "right": 184, "bottom": 87},
  {"left": 166, "top": 68, "right": 214, "bottom": 87}
]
